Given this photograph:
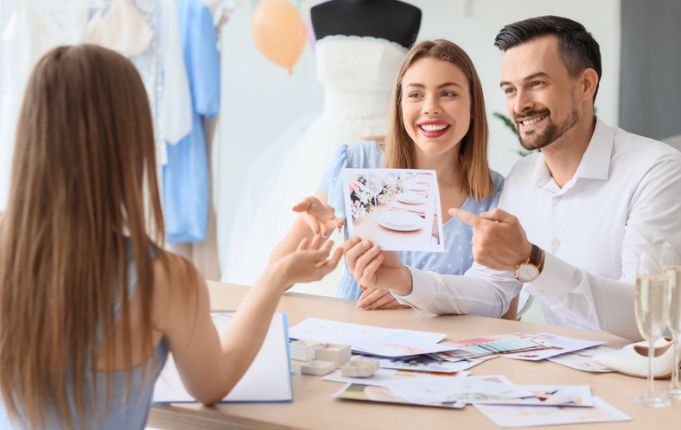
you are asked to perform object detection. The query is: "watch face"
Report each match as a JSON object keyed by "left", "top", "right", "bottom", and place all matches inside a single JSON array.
[{"left": 516, "top": 264, "right": 539, "bottom": 282}]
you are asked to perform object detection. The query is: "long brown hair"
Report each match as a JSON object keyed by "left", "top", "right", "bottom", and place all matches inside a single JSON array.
[
  {"left": 383, "top": 39, "right": 494, "bottom": 201},
  {"left": 0, "top": 45, "right": 164, "bottom": 428}
]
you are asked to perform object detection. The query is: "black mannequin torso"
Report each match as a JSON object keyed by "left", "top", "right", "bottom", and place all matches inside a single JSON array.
[{"left": 310, "top": 0, "right": 421, "bottom": 49}]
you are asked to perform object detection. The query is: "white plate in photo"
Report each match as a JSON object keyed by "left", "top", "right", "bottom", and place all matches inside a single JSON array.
[
  {"left": 377, "top": 211, "right": 425, "bottom": 232},
  {"left": 396, "top": 193, "right": 427, "bottom": 205}
]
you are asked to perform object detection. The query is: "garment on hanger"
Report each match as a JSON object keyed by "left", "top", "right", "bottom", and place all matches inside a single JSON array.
[
  {"left": 162, "top": 0, "right": 220, "bottom": 244},
  {"left": 0, "top": 0, "right": 87, "bottom": 211},
  {"left": 222, "top": 35, "right": 406, "bottom": 289},
  {"left": 159, "top": 0, "right": 192, "bottom": 144},
  {"left": 86, "top": 0, "right": 154, "bottom": 58}
]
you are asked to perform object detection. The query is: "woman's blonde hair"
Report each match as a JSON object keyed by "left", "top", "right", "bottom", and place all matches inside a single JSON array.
[
  {"left": 383, "top": 39, "right": 494, "bottom": 201},
  {"left": 0, "top": 45, "right": 165, "bottom": 429}
]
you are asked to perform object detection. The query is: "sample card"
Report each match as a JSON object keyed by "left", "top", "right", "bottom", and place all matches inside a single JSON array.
[
  {"left": 475, "top": 396, "right": 630, "bottom": 428},
  {"left": 502, "top": 333, "right": 605, "bottom": 361},
  {"left": 341, "top": 168, "right": 444, "bottom": 252},
  {"left": 547, "top": 345, "right": 615, "bottom": 373},
  {"left": 335, "top": 383, "right": 465, "bottom": 409},
  {"left": 323, "top": 368, "right": 467, "bottom": 388},
  {"left": 379, "top": 356, "right": 475, "bottom": 374},
  {"left": 384, "top": 375, "right": 534, "bottom": 405},
  {"left": 289, "top": 317, "right": 446, "bottom": 346}
]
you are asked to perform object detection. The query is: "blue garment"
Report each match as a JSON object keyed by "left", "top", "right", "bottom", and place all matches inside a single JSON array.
[
  {"left": 320, "top": 141, "right": 505, "bottom": 300},
  {"left": 0, "top": 243, "right": 169, "bottom": 429},
  {"left": 163, "top": 0, "right": 221, "bottom": 243}
]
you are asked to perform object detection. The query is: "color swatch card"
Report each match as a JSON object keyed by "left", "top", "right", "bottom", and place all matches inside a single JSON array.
[
  {"left": 341, "top": 168, "right": 444, "bottom": 252},
  {"left": 432, "top": 335, "right": 547, "bottom": 361}
]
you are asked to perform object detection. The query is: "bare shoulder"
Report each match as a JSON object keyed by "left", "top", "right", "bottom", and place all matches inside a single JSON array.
[{"left": 151, "top": 250, "right": 206, "bottom": 333}]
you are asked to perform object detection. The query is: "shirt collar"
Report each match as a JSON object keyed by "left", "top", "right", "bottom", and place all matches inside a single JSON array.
[{"left": 530, "top": 117, "right": 615, "bottom": 187}]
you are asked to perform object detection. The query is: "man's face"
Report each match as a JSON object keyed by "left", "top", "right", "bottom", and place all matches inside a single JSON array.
[{"left": 500, "top": 36, "right": 581, "bottom": 151}]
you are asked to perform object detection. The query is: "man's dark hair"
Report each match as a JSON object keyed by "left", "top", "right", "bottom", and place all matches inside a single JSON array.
[{"left": 494, "top": 16, "right": 601, "bottom": 101}]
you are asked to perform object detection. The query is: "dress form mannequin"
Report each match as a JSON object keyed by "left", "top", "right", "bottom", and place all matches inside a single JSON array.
[
  {"left": 311, "top": 0, "right": 421, "bottom": 48},
  {"left": 222, "top": 1, "right": 421, "bottom": 296}
]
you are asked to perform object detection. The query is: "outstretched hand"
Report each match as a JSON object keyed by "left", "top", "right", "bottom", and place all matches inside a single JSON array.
[
  {"left": 449, "top": 207, "right": 532, "bottom": 271},
  {"left": 275, "top": 235, "right": 343, "bottom": 291},
  {"left": 293, "top": 196, "right": 344, "bottom": 238}
]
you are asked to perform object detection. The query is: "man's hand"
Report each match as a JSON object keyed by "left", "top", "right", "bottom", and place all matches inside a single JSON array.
[
  {"left": 343, "top": 236, "right": 413, "bottom": 296},
  {"left": 293, "top": 196, "right": 344, "bottom": 237},
  {"left": 449, "top": 208, "right": 532, "bottom": 271}
]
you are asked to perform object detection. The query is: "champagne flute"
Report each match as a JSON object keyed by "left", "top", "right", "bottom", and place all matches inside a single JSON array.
[
  {"left": 632, "top": 250, "right": 671, "bottom": 407},
  {"left": 662, "top": 242, "right": 681, "bottom": 400}
]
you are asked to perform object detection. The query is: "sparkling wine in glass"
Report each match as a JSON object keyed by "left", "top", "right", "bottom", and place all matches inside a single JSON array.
[
  {"left": 632, "top": 251, "right": 671, "bottom": 407},
  {"left": 662, "top": 242, "right": 681, "bottom": 400}
]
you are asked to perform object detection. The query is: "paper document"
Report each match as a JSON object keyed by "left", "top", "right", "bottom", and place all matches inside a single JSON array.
[
  {"left": 335, "top": 383, "right": 465, "bottom": 409},
  {"left": 475, "top": 396, "right": 630, "bottom": 427},
  {"left": 385, "top": 375, "right": 533, "bottom": 405},
  {"left": 323, "top": 367, "right": 467, "bottom": 388},
  {"left": 547, "top": 345, "right": 615, "bottom": 372},
  {"left": 289, "top": 317, "right": 446, "bottom": 346},
  {"left": 341, "top": 168, "right": 444, "bottom": 252},
  {"left": 153, "top": 312, "right": 293, "bottom": 403},
  {"left": 502, "top": 333, "right": 605, "bottom": 361}
]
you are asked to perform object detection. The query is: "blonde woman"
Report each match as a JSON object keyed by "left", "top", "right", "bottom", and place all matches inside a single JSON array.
[
  {"left": 272, "top": 39, "right": 504, "bottom": 311},
  {"left": 0, "top": 45, "right": 341, "bottom": 429}
]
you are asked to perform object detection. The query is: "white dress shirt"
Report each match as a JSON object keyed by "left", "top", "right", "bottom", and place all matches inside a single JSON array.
[{"left": 395, "top": 118, "right": 681, "bottom": 340}]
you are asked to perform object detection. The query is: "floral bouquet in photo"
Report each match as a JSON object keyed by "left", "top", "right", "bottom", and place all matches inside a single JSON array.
[{"left": 348, "top": 172, "right": 404, "bottom": 222}]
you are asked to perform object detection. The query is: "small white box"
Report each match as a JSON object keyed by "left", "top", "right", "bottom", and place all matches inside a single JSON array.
[
  {"left": 301, "top": 360, "right": 336, "bottom": 376},
  {"left": 314, "top": 344, "right": 351, "bottom": 368},
  {"left": 340, "top": 359, "right": 380, "bottom": 378},
  {"left": 290, "top": 340, "right": 320, "bottom": 362}
]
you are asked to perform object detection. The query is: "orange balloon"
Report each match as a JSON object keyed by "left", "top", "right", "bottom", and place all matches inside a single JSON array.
[{"left": 251, "top": 0, "right": 307, "bottom": 74}]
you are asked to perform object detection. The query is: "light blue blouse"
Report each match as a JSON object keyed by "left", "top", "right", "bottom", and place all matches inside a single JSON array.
[{"left": 319, "top": 140, "right": 504, "bottom": 300}]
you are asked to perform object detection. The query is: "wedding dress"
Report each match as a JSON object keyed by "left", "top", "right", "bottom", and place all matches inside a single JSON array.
[{"left": 222, "top": 35, "right": 406, "bottom": 295}]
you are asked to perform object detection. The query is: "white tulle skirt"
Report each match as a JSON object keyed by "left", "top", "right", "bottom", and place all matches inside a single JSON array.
[{"left": 222, "top": 108, "right": 388, "bottom": 296}]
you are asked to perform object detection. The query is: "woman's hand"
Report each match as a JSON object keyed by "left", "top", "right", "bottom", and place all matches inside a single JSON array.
[
  {"left": 356, "top": 287, "right": 410, "bottom": 310},
  {"left": 343, "top": 236, "right": 413, "bottom": 297},
  {"left": 271, "top": 235, "right": 343, "bottom": 291},
  {"left": 293, "top": 196, "right": 344, "bottom": 237}
]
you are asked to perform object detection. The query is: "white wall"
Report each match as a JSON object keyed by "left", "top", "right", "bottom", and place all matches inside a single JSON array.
[{"left": 213, "top": 0, "right": 621, "bottom": 272}]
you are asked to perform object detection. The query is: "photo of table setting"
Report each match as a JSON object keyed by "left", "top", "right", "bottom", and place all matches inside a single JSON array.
[{"left": 341, "top": 168, "right": 444, "bottom": 252}]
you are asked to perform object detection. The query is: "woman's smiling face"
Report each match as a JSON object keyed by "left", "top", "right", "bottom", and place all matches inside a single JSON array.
[{"left": 400, "top": 57, "right": 472, "bottom": 160}]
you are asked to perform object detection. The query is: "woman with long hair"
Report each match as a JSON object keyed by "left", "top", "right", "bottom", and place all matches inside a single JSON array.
[
  {"left": 0, "top": 44, "right": 341, "bottom": 429},
  {"left": 271, "top": 39, "right": 507, "bottom": 312}
]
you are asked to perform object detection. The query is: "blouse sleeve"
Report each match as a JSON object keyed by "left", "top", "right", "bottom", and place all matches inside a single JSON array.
[{"left": 318, "top": 144, "right": 350, "bottom": 220}]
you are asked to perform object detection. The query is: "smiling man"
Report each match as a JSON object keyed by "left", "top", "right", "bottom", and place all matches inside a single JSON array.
[{"left": 381, "top": 16, "right": 681, "bottom": 340}]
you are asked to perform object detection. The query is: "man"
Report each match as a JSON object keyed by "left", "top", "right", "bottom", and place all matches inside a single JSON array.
[{"left": 343, "top": 16, "right": 681, "bottom": 340}]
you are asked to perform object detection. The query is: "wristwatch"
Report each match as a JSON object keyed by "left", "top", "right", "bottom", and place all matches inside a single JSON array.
[{"left": 514, "top": 244, "right": 544, "bottom": 283}]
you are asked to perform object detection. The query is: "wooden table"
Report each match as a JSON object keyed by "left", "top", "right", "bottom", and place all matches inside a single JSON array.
[{"left": 148, "top": 282, "right": 681, "bottom": 429}]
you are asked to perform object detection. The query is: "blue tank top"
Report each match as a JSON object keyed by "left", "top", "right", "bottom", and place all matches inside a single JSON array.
[{"left": 0, "top": 241, "right": 170, "bottom": 429}]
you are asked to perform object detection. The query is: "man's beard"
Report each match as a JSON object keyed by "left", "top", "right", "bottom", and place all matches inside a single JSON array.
[{"left": 517, "top": 108, "right": 580, "bottom": 151}]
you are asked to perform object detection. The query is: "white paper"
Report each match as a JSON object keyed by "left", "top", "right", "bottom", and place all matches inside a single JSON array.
[
  {"left": 334, "top": 382, "right": 465, "bottom": 409},
  {"left": 547, "top": 345, "right": 615, "bottom": 373},
  {"left": 288, "top": 317, "right": 446, "bottom": 347},
  {"left": 503, "top": 333, "right": 605, "bottom": 361},
  {"left": 322, "top": 368, "right": 467, "bottom": 388},
  {"left": 488, "top": 384, "right": 594, "bottom": 407},
  {"left": 385, "top": 375, "right": 533, "bottom": 405},
  {"left": 475, "top": 396, "right": 631, "bottom": 428},
  {"left": 341, "top": 168, "right": 444, "bottom": 252},
  {"left": 379, "top": 356, "right": 475, "bottom": 373},
  {"left": 153, "top": 312, "right": 292, "bottom": 403},
  {"left": 353, "top": 332, "right": 461, "bottom": 358}
]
